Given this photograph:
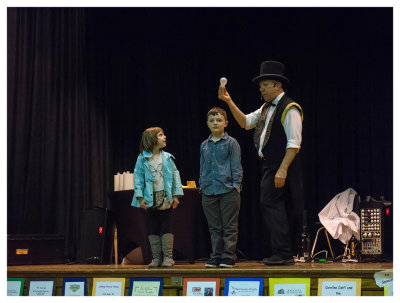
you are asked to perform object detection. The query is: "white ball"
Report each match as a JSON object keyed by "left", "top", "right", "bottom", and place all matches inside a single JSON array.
[{"left": 220, "top": 77, "right": 227, "bottom": 87}]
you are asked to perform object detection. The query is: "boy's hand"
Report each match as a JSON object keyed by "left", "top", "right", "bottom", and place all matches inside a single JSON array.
[
  {"left": 218, "top": 86, "right": 232, "bottom": 103},
  {"left": 236, "top": 188, "right": 241, "bottom": 193},
  {"left": 172, "top": 197, "right": 180, "bottom": 209}
]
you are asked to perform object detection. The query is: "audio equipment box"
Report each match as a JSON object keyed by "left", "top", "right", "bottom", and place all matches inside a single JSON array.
[{"left": 359, "top": 196, "right": 392, "bottom": 258}]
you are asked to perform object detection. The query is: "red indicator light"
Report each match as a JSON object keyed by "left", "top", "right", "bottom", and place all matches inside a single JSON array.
[
  {"left": 99, "top": 226, "right": 103, "bottom": 234},
  {"left": 386, "top": 208, "right": 389, "bottom": 215}
]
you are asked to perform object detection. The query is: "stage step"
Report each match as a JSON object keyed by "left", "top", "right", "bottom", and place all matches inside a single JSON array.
[{"left": 7, "top": 261, "right": 391, "bottom": 296}]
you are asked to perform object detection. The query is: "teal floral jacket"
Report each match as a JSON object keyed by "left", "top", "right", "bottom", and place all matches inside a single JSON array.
[{"left": 131, "top": 150, "right": 184, "bottom": 208}]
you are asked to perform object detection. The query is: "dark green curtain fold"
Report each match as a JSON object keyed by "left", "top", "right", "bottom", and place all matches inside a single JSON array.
[{"left": 7, "top": 7, "right": 111, "bottom": 258}]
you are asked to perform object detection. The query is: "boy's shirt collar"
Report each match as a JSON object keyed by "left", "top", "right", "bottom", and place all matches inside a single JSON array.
[{"left": 207, "top": 132, "right": 228, "bottom": 141}]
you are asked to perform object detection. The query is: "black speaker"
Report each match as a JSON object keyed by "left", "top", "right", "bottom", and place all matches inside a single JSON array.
[
  {"left": 7, "top": 234, "right": 65, "bottom": 265},
  {"left": 77, "top": 207, "right": 114, "bottom": 264}
]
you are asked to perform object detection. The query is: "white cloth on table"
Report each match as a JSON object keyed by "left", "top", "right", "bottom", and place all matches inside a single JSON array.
[{"left": 318, "top": 188, "right": 360, "bottom": 244}]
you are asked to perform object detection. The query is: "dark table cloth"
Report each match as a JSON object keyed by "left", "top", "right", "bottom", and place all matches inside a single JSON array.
[{"left": 108, "top": 188, "right": 210, "bottom": 264}]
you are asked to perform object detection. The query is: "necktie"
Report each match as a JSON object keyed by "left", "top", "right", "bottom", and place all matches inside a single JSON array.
[{"left": 253, "top": 102, "right": 275, "bottom": 151}]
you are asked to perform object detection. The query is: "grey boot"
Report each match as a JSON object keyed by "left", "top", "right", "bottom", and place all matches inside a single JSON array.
[
  {"left": 148, "top": 235, "right": 162, "bottom": 268},
  {"left": 161, "top": 233, "right": 175, "bottom": 267}
]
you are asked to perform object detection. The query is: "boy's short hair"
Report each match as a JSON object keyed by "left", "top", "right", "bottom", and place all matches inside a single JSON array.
[
  {"left": 207, "top": 107, "right": 227, "bottom": 121},
  {"left": 140, "top": 126, "right": 164, "bottom": 153}
]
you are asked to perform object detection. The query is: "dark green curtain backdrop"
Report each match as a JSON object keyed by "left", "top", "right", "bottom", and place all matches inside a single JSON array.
[
  {"left": 7, "top": 7, "right": 393, "bottom": 260},
  {"left": 7, "top": 8, "right": 111, "bottom": 258}
]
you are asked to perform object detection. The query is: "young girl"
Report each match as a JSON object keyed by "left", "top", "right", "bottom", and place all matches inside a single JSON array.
[{"left": 131, "top": 127, "right": 184, "bottom": 267}]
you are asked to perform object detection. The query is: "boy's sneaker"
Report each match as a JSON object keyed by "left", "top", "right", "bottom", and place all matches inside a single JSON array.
[
  {"left": 205, "top": 258, "right": 221, "bottom": 268},
  {"left": 219, "top": 258, "right": 235, "bottom": 268}
]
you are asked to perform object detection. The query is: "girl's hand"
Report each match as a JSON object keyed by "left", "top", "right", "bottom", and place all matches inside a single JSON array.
[
  {"left": 140, "top": 199, "right": 149, "bottom": 210},
  {"left": 172, "top": 197, "right": 180, "bottom": 209}
]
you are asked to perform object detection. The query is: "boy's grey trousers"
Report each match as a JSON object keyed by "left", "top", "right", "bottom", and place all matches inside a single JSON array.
[{"left": 202, "top": 189, "right": 241, "bottom": 260}]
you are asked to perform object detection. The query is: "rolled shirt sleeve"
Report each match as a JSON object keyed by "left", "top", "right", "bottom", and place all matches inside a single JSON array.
[
  {"left": 283, "top": 107, "right": 302, "bottom": 149},
  {"left": 245, "top": 106, "right": 262, "bottom": 130}
]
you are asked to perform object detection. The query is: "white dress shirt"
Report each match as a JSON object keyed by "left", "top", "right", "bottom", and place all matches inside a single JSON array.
[{"left": 245, "top": 92, "right": 302, "bottom": 157}]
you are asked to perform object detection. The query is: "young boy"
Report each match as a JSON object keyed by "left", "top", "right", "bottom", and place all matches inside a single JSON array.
[{"left": 199, "top": 107, "right": 243, "bottom": 268}]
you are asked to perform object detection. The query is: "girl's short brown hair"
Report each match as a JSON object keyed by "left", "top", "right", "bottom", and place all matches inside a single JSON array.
[{"left": 140, "top": 127, "right": 164, "bottom": 153}]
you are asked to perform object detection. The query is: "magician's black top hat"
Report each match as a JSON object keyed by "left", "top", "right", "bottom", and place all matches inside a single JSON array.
[{"left": 252, "top": 60, "right": 290, "bottom": 85}]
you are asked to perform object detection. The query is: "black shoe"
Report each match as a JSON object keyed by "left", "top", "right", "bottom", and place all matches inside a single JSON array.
[
  {"left": 219, "top": 258, "right": 235, "bottom": 268},
  {"left": 263, "top": 255, "right": 295, "bottom": 265},
  {"left": 205, "top": 258, "right": 221, "bottom": 268}
]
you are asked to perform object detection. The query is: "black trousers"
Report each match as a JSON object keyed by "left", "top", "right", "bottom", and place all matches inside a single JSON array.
[
  {"left": 260, "top": 157, "right": 304, "bottom": 258},
  {"left": 145, "top": 208, "right": 172, "bottom": 236}
]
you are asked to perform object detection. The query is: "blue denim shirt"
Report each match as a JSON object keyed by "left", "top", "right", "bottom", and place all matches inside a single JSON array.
[
  {"left": 131, "top": 150, "right": 184, "bottom": 208},
  {"left": 199, "top": 132, "right": 243, "bottom": 195}
]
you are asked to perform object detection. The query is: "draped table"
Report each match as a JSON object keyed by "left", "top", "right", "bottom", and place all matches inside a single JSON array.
[{"left": 108, "top": 188, "right": 210, "bottom": 264}]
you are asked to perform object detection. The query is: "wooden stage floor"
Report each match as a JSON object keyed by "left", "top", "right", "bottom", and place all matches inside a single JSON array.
[
  {"left": 8, "top": 261, "right": 392, "bottom": 296},
  {"left": 7, "top": 260, "right": 393, "bottom": 276}
]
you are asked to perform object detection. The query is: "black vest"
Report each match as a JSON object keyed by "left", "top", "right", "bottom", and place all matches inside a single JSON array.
[{"left": 254, "top": 94, "right": 303, "bottom": 166}]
